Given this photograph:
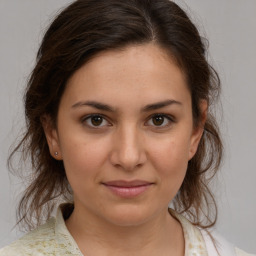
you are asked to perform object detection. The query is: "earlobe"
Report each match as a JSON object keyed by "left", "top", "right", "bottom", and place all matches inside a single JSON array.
[
  {"left": 41, "top": 115, "right": 62, "bottom": 160},
  {"left": 188, "top": 100, "right": 208, "bottom": 160}
]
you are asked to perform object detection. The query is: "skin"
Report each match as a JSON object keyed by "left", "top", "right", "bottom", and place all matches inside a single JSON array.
[{"left": 44, "top": 43, "right": 206, "bottom": 256}]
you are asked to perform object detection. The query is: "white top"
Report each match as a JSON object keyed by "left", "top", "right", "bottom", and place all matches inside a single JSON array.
[{"left": 0, "top": 204, "right": 254, "bottom": 256}]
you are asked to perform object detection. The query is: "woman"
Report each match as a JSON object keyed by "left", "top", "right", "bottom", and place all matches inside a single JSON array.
[{"left": 0, "top": 0, "right": 254, "bottom": 255}]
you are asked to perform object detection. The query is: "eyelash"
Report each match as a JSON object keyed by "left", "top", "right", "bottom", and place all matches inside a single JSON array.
[
  {"left": 145, "top": 114, "right": 175, "bottom": 128},
  {"left": 82, "top": 114, "right": 111, "bottom": 128},
  {"left": 81, "top": 113, "right": 175, "bottom": 129}
]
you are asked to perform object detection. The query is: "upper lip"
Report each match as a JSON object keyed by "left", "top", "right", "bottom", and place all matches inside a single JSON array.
[{"left": 102, "top": 180, "right": 154, "bottom": 187}]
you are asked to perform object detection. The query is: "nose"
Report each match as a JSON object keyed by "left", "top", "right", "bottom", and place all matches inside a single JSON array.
[{"left": 110, "top": 125, "right": 147, "bottom": 171}]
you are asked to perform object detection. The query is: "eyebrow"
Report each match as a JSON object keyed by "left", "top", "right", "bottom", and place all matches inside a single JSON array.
[
  {"left": 142, "top": 99, "right": 182, "bottom": 112},
  {"left": 71, "top": 99, "right": 181, "bottom": 112},
  {"left": 71, "top": 101, "right": 115, "bottom": 112}
]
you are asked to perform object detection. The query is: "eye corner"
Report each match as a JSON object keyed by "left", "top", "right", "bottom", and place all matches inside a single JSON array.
[
  {"left": 145, "top": 113, "right": 175, "bottom": 128},
  {"left": 81, "top": 114, "right": 112, "bottom": 129}
]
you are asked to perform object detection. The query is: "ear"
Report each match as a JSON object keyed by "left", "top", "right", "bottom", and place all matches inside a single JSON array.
[
  {"left": 41, "top": 115, "right": 62, "bottom": 160},
  {"left": 188, "top": 100, "right": 208, "bottom": 160}
]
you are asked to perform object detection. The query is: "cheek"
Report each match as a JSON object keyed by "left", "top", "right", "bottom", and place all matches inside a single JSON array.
[
  {"left": 59, "top": 135, "right": 110, "bottom": 184},
  {"left": 150, "top": 133, "right": 191, "bottom": 167},
  {"left": 148, "top": 135, "right": 190, "bottom": 188}
]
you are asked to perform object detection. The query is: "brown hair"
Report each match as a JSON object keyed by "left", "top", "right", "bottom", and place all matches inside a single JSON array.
[{"left": 9, "top": 0, "right": 222, "bottom": 231}]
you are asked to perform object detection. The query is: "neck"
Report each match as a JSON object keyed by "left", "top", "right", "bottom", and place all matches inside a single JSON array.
[{"left": 65, "top": 205, "right": 184, "bottom": 256}]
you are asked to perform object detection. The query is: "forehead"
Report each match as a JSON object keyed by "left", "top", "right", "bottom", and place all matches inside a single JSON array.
[{"left": 62, "top": 43, "right": 191, "bottom": 109}]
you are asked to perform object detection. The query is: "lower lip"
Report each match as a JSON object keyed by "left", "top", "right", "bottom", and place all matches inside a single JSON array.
[{"left": 103, "top": 184, "right": 153, "bottom": 198}]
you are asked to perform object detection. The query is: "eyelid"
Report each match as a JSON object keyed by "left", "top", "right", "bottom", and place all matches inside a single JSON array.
[
  {"left": 145, "top": 113, "right": 175, "bottom": 127},
  {"left": 80, "top": 113, "right": 175, "bottom": 129},
  {"left": 81, "top": 114, "right": 112, "bottom": 128}
]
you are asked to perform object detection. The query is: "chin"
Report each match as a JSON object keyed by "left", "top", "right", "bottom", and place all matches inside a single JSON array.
[{"left": 102, "top": 204, "right": 158, "bottom": 227}]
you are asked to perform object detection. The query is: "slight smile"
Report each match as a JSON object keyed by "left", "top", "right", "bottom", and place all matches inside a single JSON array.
[{"left": 102, "top": 180, "right": 155, "bottom": 198}]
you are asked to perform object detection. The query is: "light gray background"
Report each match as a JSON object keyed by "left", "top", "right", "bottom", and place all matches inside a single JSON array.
[{"left": 0, "top": 0, "right": 255, "bottom": 252}]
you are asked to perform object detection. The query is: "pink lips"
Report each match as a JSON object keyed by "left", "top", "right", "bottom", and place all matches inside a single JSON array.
[{"left": 102, "top": 180, "right": 154, "bottom": 198}]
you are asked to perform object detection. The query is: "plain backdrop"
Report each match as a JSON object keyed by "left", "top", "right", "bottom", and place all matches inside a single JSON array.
[{"left": 0, "top": 0, "right": 255, "bottom": 253}]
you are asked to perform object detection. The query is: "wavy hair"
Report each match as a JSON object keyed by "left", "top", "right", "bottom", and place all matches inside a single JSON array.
[{"left": 9, "top": 0, "right": 222, "bottom": 231}]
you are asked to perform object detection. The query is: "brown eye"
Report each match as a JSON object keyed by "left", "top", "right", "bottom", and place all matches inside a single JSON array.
[
  {"left": 91, "top": 116, "right": 103, "bottom": 126},
  {"left": 152, "top": 115, "right": 164, "bottom": 126},
  {"left": 83, "top": 115, "right": 109, "bottom": 128},
  {"left": 146, "top": 114, "right": 173, "bottom": 128}
]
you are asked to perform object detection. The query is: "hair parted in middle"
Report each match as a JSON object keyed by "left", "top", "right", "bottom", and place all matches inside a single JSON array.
[{"left": 9, "top": 0, "right": 222, "bottom": 230}]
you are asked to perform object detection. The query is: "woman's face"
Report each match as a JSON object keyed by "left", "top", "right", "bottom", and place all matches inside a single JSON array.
[{"left": 45, "top": 44, "right": 204, "bottom": 226}]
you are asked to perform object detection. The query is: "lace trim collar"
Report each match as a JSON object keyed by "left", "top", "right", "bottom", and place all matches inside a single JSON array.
[{"left": 54, "top": 204, "right": 208, "bottom": 256}]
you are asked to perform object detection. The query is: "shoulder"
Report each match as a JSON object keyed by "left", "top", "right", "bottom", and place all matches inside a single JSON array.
[
  {"left": 236, "top": 247, "right": 256, "bottom": 256},
  {"left": 169, "top": 209, "right": 255, "bottom": 256},
  {"left": 0, "top": 218, "right": 56, "bottom": 256},
  {"left": 201, "top": 229, "right": 255, "bottom": 256},
  {"left": 0, "top": 204, "right": 82, "bottom": 256}
]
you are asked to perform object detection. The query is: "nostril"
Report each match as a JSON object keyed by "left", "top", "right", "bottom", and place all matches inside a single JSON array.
[
  {"left": 110, "top": 150, "right": 146, "bottom": 171},
  {"left": 109, "top": 129, "right": 147, "bottom": 170}
]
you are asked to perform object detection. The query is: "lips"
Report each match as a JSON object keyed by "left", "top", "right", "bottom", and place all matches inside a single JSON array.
[
  {"left": 102, "top": 180, "right": 154, "bottom": 198},
  {"left": 103, "top": 180, "right": 153, "bottom": 187}
]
